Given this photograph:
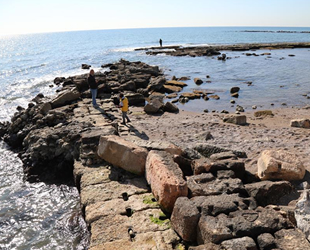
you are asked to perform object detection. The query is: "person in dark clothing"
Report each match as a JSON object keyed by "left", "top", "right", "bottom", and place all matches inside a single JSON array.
[
  {"left": 88, "top": 69, "right": 98, "bottom": 107},
  {"left": 159, "top": 39, "right": 162, "bottom": 47}
]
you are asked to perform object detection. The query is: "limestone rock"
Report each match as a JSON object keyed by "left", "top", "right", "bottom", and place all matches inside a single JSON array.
[
  {"left": 257, "top": 149, "right": 305, "bottom": 181},
  {"left": 171, "top": 197, "right": 200, "bottom": 242},
  {"left": 245, "top": 180, "right": 293, "bottom": 207},
  {"left": 145, "top": 150, "right": 188, "bottom": 212},
  {"left": 223, "top": 115, "right": 247, "bottom": 125},
  {"left": 163, "top": 85, "right": 182, "bottom": 93},
  {"left": 97, "top": 135, "right": 148, "bottom": 175},
  {"left": 165, "top": 80, "right": 188, "bottom": 87},
  {"left": 290, "top": 119, "right": 310, "bottom": 128}
]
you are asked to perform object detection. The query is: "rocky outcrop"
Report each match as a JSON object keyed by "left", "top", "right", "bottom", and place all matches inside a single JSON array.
[
  {"left": 51, "top": 88, "right": 81, "bottom": 108},
  {"left": 145, "top": 150, "right": 188, "bottom": 212},
  {"left": 257, "top": 149, "right": 305, "bottom": 181},
  {"left": 97, "top": 135, "right": 148, "bottom": 175}
]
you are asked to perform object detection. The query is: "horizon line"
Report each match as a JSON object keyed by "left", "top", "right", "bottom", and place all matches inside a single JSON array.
[{"left": 1, "top": 25, "right": 310, "bottom": 37}]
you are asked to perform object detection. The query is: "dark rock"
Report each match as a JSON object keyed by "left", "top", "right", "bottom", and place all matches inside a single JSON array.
[
  {"left": 144, "top": 99, "right": 164, "bottom": 114},
  {"left": 194, "top": 78, "right": 203, "bottom": 85},
  {"left": 221, "top": 236, "right": 258, "bottom": 250},
  {"left": 257, "top": 233, "right": 276, "bottom": 250},
  {"left": 171, "top": 197, "right": 200, "bottom": 242},
  {"left": 223, "top": 115, "right": 247, "bottom": 125},
  {"left": 193, "top": 143, "right": 247, "bottom": 158},
  {"left": 163, "top": 102, "right": 179, "bottom": 113},
  {"left": 230, "top": 87, "right": 240, "bottom": 94},
  {"left": 245, "top": 181, "right": 293, "bottom": 207},
  {"left": 81, "top": 64, "right": 91, "bottom": 69},
  {"left": 125, "top": 92, "right": 145, "bottom": 106},
  {"left": 173, "top": 155, "right": 193, "bottom": 176},
  {"left": 147, "top": 76, "right": 166, "bottom": 92},
  {"left": 187, "top": 173, "right": 245, "bottom": 197},
  {"left": 54, "top": 77, "right": 66, "bottom": 85}
]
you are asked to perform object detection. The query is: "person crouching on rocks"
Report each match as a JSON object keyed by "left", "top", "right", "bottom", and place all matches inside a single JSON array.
[
  {"left": 88, "top": 69, "right": 98, "bottom": 108},
  {"left": 119, "top": 93, "right": 131, "bottom": 125}
]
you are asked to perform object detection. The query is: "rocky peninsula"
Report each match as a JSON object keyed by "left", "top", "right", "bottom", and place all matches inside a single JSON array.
[
  {"left": 135, "top": 42, "right": 310, "bottom": 57},
  {"left": 1, "top": 59, "right": 310, "bottom": 249}
]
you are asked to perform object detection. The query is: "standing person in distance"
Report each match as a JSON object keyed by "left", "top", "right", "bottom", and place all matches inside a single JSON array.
[
  {"left": 88, "top": 69, "right": 98, "bottom": 108},
  {"left": 119, "top": 93, "right": 131, "bottom": 125},
  {"left": 159, "top": 38, "right": 162, "bottom": 47}
]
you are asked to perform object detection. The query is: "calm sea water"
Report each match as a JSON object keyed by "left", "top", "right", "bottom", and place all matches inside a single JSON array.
[{"left": 0, "top": 27, "right": 310, "bottom": 249}]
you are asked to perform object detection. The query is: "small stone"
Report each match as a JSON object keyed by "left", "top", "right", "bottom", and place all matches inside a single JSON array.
[{"left": 252, "top": 105, "right": 257, "bottom": 109}]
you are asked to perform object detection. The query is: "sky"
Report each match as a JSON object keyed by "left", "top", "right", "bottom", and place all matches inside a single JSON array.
[{"left": 0, "top": 0, "right": 309, "bottom": 35}]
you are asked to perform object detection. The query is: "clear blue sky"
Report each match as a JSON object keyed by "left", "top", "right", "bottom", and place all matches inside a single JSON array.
[{"left": 0, "top": 0, "right": 309, "bottom": 35}]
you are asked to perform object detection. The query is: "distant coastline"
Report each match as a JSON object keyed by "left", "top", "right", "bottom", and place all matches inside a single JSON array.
[{"left": 241, "top": 30, "right": 310, "bottom": 34}]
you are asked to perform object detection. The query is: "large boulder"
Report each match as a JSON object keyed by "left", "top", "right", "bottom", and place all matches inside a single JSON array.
[
  {"left": 51, "top": 88, "right": 81, "bottom": 108},
  {"left": 147, "top": 76, "right": 166, "bottom": 92},
  {"left": 223, "top": 115, "right": 247, "bottom": 125},
  {"left": 97, "top": 135, "right": 148, "bottom": 175},
  {"left": 145, "top": 150, "right": 188, "bottom": 212},
  {"left": 274, "top": 228, "right": 310, "bottom": 249},
  {"left": 144, "top": 99, "right": 164, "bottom": 114},
  {"left": 245, "top": 180, "right": 293, "bottom": 207},
  {"left": 171, "top": 197, "right": 200, "bottom": 242},
  {"left": 257, "top": 149, "right": 305, "bottom": 181},
  {"left": 163, "top": 102, "right": 179, "bottom": 113}
]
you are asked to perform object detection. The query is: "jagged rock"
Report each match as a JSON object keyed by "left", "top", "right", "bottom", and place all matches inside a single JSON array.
[
  {"left": 163, "top": 102, "right": 179, "bottom": 113},
  {"left": 274, "top": 228, "right": 310, "bottom": 249},
  {"left": 290, "top": 119, "right": 310, "bottom": 128},
  {"left": 245, "top": 181, "right": 293, "bottom": 207},
  {"left": 144, "top": 99, "right": 164, "bottom": 114},
  {"left": 50, "top": 88, "right": 81, "bottom": 108},
  {"left": 191, "top": 194, "right": 256, "bottom": 216},
  {"left": 82, "top": 64, "right": 91, "bottom": 69},
  {"left": 191, "top": 158, "right": 212, "bottom": 175},
  {"left": 147, "top": 76, "right": 166, "bottom": 92},
  {"left": 145, "top": 150, "right": 188, "bottom": 212},
  {"left": 187, "top": 173, "right": 245, "bottom": 197},
  {"left": 223, "top": 115, "right": 247, "bottom": 125},
  {"left": 295, "top": 190, "right": 310, "bottom": 241},
  {"left": 171, "top": 197, "right": 200, "bottom": 242},
  {"left": 257, "top": 149, "right": 305, "bottom": 181},
  {"left": 97, "top": 135, "right": 148, "bottom": 175},
  {"left": 220, "top": 236, "right": 257, "bottom": 250}
]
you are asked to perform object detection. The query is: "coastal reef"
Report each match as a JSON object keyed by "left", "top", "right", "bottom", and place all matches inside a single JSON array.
[{"left": 1, "top": 59, "right": 310, "bottom": 249}]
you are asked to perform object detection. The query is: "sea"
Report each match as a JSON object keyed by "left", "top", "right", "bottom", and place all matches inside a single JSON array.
[{"left": 0, "top": 26, "right": 310, "bottom": 249}]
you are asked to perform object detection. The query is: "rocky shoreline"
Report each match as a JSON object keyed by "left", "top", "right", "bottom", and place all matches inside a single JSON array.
[
  {"left": 135, "top": 42, "right": 310, "bottom": 57},
  {"left": 1, "top": 59, "right": 310, "bottom": 249}
]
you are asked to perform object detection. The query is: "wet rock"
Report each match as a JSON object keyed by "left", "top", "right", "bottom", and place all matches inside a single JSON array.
[
  {"left": 82, "top": 64, "right": 91, "bottom": 69},
  {"left": 231, "top": 92, "right": 239, "bottom": 98},
  {"left": 163, "top": 102, "right": 179, "bottom": 113},
  {"left": 245, "top": 180, "right": 293, "bottom": 207},
  {"left": 165, "top": 80, "right": 188, "bottom": 87},
  {"left": 194, "top": 78, "right": 203, "bottom": 85},
  {"left": 257, "top": 149, "right": 305, "bottom": 181},
  {"left": 144, "top": 99, "right": 164, "bottom": 114},
  {"left": 171, "top": 197, "right": 200, "bottom": 242},
  {"left": 290, "top": 118, "right": 310, "bottom": 128},
  {"left": 54, "top": 77, "right": 66, "bottom": 85},
  {"left": 230, "top": 87, "right": 240, "bottom": 94},
  {"left": 97, "top": 135, "right": 148, "bottom": 175},
  {"left": 274, "top": 228, "right": 310, "bottom": 249},
  {"left": 220, "top": 236, "right": 257, "bottom": 250},
  {"left": 145, "top": 150, "right": 188, "bottom": 212},
  {"left": 163, "top": 84, "right": 182, "bottom": 93},
  {"left": 223, "top": 115, "right": 247, "bottom": 125},
  {"left": 181, "top": 92, "right": 201, "bottom": 99},
  {"left": 209, "top": 95, "right": 220, "bottom": 100}
]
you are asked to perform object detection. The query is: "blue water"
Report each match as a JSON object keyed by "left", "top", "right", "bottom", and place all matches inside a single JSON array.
[{"left": 0, "top": 26, "right": 310, "bottom": 249}]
